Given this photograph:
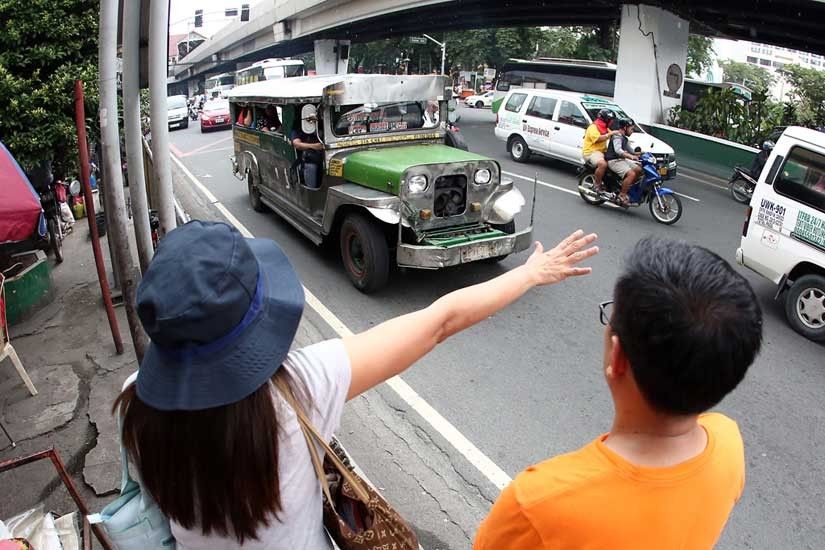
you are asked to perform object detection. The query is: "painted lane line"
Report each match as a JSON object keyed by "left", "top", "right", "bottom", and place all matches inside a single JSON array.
[
  {"left": 673, "top": 191, "right": 700, "bottom": 203},
  {"left": 180, "top": 135, "right": 234, "bottom": 158},
  {"left": 678, "top": 171, "right": 728, "bottom": 191},
  {"left": 502, "top": 171, "right": 620, "bottom": 209},
  {"left": 170, "top": 152, "right": 514, "bottom": 491}
]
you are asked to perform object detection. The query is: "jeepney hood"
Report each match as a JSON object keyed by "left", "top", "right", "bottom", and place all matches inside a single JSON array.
[{"left": 341, "top": 144, "right": 491, "bottom": 195}]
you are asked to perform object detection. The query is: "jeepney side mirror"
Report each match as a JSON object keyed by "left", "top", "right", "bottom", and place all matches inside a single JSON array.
[
  {"left": 447, "top": 98, "right": 459, "bottom": 124},
  {"left": 301, "top": 104, "right": 317, "bottom": 134}
]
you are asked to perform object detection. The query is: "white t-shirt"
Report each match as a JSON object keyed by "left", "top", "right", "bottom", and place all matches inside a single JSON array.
[{"left": 171, "top": 339, "right": 352, "bottom": 550}]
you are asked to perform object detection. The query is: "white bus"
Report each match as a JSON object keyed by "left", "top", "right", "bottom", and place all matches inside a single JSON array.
[
  {"left": 205, "top": 73, "right": 236, "bottom": 98},
  {"left": 235, "top": 59, "right": 306, "bottom": 86}
]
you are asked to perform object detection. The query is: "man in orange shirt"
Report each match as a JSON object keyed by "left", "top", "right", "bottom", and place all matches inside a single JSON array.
[{"left": 474, "top": 237, "right": 763, "bottom": 550}]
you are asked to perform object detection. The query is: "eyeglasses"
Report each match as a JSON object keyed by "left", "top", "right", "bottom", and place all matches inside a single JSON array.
[{"left": 599, "top": 300, "right": 614, "bottom": 326}]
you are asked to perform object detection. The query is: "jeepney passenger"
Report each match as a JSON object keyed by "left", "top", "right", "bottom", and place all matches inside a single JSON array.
[
  {"left": 290, "top": 105, "right": 323, "bottom": 189},
  {"left": 256, "top": 105, "right": 282, "bottom": 133}
]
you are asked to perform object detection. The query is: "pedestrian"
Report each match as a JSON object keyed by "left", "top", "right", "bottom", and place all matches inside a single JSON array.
[
  {"left": 114, "top": 220, "right": 598, "bottom": 549},
  {"left": 474, "top": 237, "right": 763, "bottom": 550}
]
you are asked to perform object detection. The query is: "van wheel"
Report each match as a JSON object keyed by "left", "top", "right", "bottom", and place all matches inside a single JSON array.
[
  {"left": 509, "top": 136, "right": 530, "bottom": 163},
  {"left": 248, "top": 174, "right": 265, "bottom": 212},
  {"left": 475, "top": 101, "right": 484, "bottom": 109},
  {"left": 340, "top": 213, "right": 390, "bottom": 293},
  {"left": 784, "top": 274, "right": 825, "bottom": 342},
  {"left": 480, "top": 221, "right": 516, "bottom": 263}
]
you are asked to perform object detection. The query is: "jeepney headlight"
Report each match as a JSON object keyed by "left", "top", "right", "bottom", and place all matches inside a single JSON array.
[
  {"left": 408, "top": 175, "right": 428, "bottom": 194},
  {"left": 474, "top": 169, "right": 492, "bottom": 185}
]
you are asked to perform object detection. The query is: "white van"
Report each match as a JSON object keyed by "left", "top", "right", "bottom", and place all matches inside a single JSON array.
[
  {"left": 737, "top": 126, "right": 825, "bottom": 342},
  {"left": 494, "top": 89, "right": 677, "bottom": 178},
  {"left": 167, "top": 95, "right": 189, "bottom": 130}
]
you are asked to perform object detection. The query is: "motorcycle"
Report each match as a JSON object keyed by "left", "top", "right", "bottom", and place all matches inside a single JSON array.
[
  {"left": 188, "top": 104, "right": 199, "bottom": 121},
  {"left": 577, "top": 151, "right": 683, "bottom": 225},
  {"left": 728, "top": 140, "right": 774, "bottom": 204},
  {"left": 27, "top": 162, "right": 64, "bottom": 262}
]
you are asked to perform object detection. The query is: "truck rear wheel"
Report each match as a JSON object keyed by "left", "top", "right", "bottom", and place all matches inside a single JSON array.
[
  {"left": 784, "top": 274, "right": 825, "bottom": 342},
  {"left": 340, "top": 213, "right": 390, "bottom": 293}
]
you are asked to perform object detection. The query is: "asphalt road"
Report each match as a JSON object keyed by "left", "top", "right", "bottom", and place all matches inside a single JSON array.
[{"left": 169, "top": 106, "right": 824, "bottom": 549}]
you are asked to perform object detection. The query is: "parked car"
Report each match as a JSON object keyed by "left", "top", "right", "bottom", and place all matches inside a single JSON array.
[
  {"left": 737, "top": 126, "right": 825, "bottom": 342},
  {"left": 228, "top": 75, "right": 533, "bottom": 293},
  {"left": 465, "top": 91, "right": 495, "bottom": 109},
  {"left": 200, "top": 99, "right": 232, "bottom": 132},
  {"left": 167, "top": 94, "right": 189, "bottom": 130},
  {"left": 494, "top": 89, "right": 677, "bottom": 179}
]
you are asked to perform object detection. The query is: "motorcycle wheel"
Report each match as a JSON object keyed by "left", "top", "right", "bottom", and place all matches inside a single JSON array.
[
  {"left": 48, "top": 217, "right": 64, "bottom": 263},
  {"left": 577, "top": 172, "right": 606, "bottom": 205},
  {"left": 649, "top": 193, "right": 683, "bottom": 225},
  {"left": 729, "top": 177, "right": 752, "bottom": 204}
]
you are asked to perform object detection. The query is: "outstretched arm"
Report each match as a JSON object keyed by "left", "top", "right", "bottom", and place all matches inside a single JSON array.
[{"left": 343, "top": 230, "right": 599, "bottom": 400}]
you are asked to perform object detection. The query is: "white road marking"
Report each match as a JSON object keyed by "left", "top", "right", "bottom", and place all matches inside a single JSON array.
[
  {"left": 171, "top": 152, "right": 514, "bottom": 490},
  {"left": 678, "top": 171, "right": 728, "bottom": 191},
  {"left": 673, "top": 191, "right": 700, "bottom": 202},
  {"left": 503, "top": 170, "right": 621, "bottom": 208}
]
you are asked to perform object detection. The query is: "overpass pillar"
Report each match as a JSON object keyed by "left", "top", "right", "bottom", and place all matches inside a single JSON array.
[
  {"left": 314, "top": 39, "right": 351, "bottom": 74},
  {"left": 614, "top": 4, "right": 689, "bottom": 125}
]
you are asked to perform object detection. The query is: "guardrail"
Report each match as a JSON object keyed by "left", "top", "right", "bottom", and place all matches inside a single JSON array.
[{"left": 645, "top": 123, "right": 758, "bottom": 180}]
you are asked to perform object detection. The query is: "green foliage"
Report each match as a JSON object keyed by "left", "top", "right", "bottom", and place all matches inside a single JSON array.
[
  {"left": 686, "top": 35, "right": 715, "bottom": 77},
  {"left": 719, "top": 60, "right": 774, "bottom": 94},
  {"left": 778, "top": 64, "right": 825, "bottom": 127},
  {"left": 668, "top": 88, "right": 783, "bottom": 146},
  {"left": 0, "top": 0, "right": 99, "bottom": 176}
]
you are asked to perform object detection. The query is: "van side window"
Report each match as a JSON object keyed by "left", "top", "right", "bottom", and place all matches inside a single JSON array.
[
  {"left": 775, "top": 146, "right": 825, "bottom": 213},
  {"left": 557, "top": 101, "right": 589, "bottom": 129},
  {"left": 504, "top": 93, "right": 528, "bottom": 113},
  {"left": 526, "top": 96, "right": 557, "bottom": 120}
]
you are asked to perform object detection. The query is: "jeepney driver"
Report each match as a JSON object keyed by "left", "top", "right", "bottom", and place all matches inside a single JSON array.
[
  {"left": 290, "top": 105, "right": 324, "bottom": 189},
  {"left": 423, "top": 101, "right": 440, "bottom": 127}
]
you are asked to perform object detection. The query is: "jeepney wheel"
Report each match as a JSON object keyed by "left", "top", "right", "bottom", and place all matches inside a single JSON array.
[
  {"left": 248, "top": 174, "right": 265, "bottom": 212},
  {"left": 784, "top": 274, "right": 825, "bottom": 343},
  {"left": 480, "top": 220, "right": 516, "bottom": 263},
  {"left": 340, "top": 213, "right": 390, "bottom": 293}
]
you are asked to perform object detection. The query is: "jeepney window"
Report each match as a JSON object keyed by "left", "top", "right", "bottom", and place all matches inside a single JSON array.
[
  {"left": 775, "top": 146, "right": 825, "bottom": 213},
  {"left": 233, "top": 104, "right": 253, "bottom": 127},
  {"left": 253, "top": 104, "right": 283, "bottom": 133},
  {"left": 331, "top": 101, "right": 438, "bottom": 136}
]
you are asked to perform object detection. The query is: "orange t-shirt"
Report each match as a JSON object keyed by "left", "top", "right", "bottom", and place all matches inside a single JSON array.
[{"left": 474, "top": 413, "right": 745, "bottom": 550}]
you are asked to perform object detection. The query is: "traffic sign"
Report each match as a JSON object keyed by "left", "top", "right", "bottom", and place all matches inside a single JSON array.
[{"left": 410, "top": 37, "right": 427, "bottom": 45}]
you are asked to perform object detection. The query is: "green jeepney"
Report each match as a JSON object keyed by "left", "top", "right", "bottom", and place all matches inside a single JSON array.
[{"left": 228, "top": 74, "right": 532, "bottom": 292}]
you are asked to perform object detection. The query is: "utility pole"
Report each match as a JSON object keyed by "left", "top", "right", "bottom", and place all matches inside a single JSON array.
[
  {"left": 423, "top": 34, "right": 446, "bottom": 75},
  {"left": 149, "top": 0, "right": 177, "bottom": 236},
  {"left": 99, "top": 0, "right": 147, "bottom": 361},
  {"left": 122, "top": 0, "right": 154, "bottom": 274}
]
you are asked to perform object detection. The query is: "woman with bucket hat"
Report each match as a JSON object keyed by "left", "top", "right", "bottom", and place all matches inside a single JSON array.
[{"left": 114, "top": 220, "right": 598, "bottom": 549}]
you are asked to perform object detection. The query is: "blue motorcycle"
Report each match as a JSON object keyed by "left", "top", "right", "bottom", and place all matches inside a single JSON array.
[{"left": 577, "top": 151, "right": 683, "bottom": 225}]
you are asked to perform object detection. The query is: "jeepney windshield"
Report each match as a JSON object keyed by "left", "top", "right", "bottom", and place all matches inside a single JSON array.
[{"left": 331, "top": 101, "right": 440, "bottom": 136}]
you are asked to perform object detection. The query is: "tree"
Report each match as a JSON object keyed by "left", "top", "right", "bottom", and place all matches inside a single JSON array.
[
  {"left": 686, "top": 35, "right": 715, "bottom": 77},
  {"left": 0, "top": 0, "right": 99, "bottom": 176},
  {"left": 719, "top": 60, "right": 775, "bottom": 94},
  {"left": 778, "top": 64, "right": 825, "bottom": 127}
]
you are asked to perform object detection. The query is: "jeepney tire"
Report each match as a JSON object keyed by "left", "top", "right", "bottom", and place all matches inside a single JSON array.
[
  {"left": 248, "top": 174, "right": 266, "bottom": 212},
  {"left": 783, "top": 274, "right": 825, "bottom": 343},
  {"left": 340, "top": 213, "right": 390, "bottom": 293},
  {"left": 509, "top": 136, "right": 530, "bottom": 163},
  {"left": 480, "top": 220, "right": 516, "bottom": 263}
]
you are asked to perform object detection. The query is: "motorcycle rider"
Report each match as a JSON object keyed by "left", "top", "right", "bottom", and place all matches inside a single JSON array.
[
  {"left": 582, "top": 109, "right": 620, "bottom": 196},
  {"left": 605, "top": 118, "right": 643, "bottom": 207}
]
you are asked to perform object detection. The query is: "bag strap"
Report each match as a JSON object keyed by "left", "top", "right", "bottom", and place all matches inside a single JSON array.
[{"left": 272, "top": 377, "right": 371, "bottom": 504}]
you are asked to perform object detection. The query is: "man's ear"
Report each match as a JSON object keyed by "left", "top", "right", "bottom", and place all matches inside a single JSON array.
[{"left": 609, "top": 335, "right": 630, "bottom": 378}]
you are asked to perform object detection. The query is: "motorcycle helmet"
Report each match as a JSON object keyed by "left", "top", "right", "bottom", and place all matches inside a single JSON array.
[
  {"left": 762, "top": 140, "right": 775, "bottom": 151},
  {"left": 597, "top": 109, "right": 616, "bottom": 123},
  {"left": 618, "top": 117, "right": 634, "bottom": 129}
]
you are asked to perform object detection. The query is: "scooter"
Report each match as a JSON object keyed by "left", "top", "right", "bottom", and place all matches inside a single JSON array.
[{"left": 577, "top": 152, "right": 683, "bottom": 225}]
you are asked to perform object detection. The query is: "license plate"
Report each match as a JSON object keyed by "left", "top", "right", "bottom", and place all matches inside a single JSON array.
[
  {"left": 461, "top": 241, "right": 506, "bottom": 263},
  {"left": 658, "top": 167, "right": 668, "bottom": 176},
  {"left": 215, "top": 117, "right": 225, "bottom": 123}
]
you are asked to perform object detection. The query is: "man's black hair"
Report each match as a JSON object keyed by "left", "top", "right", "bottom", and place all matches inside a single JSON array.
[{"left": 612, "top": 237, "right": 762, "bottom": 416}]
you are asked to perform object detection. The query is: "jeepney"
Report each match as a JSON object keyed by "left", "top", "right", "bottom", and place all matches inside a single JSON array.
[{"left": 228, "top": 74, "right": 533, "bottom": 292}]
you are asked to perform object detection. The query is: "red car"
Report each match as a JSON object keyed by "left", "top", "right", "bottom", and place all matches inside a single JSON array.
[{"left": 200, "top": 99, "right": 231, "bottom": 132}]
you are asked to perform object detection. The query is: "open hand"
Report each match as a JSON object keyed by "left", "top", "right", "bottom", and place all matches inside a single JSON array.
[{"left": 524, "top": 230, "right": 599, "bottom": 286}]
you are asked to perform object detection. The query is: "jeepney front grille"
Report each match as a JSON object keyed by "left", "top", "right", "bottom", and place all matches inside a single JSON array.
[{"left": 433, "top": 175, "right": 467, "bottom": 218}]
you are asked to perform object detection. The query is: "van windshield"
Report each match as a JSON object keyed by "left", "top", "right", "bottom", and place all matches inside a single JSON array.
[
  {"left": 332, "top": 101, "right": 440, "bottom": 136},
  {"left": 168, "top": 96, "right": 187, "bottom": 109}
]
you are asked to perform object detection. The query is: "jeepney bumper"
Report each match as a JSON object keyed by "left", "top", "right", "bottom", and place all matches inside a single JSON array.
[{"left": 396, "top": 225, "right": 534, "bottom": 269}]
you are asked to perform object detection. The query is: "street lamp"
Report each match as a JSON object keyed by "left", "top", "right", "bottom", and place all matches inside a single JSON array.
[{"left": 422, "top": 34, "right": 446, "bottom": 75}]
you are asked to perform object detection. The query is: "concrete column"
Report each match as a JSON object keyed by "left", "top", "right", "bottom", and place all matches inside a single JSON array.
[
  {"left": 614, "top": 4, "right": 689, "bottom": 125},
  {"left": 314, "top": 39, "right": 351, "bottom": 74}
]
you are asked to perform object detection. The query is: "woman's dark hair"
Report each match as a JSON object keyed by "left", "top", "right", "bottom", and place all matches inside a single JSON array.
[
  {"left": 114, "top": 369, "right": 305, "bottom": 544},
  {"left": 612, "top": 237, "right": 763, "bottom": 416}
]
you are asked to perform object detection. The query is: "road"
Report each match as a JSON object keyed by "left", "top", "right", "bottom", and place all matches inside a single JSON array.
[{"left": 168, "top": 106, "right": 824, "bottom": 549}]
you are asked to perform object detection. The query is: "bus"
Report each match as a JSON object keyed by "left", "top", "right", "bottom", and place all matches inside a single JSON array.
[
  {"left": 492, "top": 58, "right": 751, "bottom": 113},
  {"left": 205, "top": 73, "right": 236, "bottom": 98},
  {"left": 235, "top": 59, "right": 306, "bottom": 86}
]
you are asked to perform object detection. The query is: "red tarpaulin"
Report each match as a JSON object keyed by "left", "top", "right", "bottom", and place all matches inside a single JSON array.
[{"left": 0, "top": 141, "right": 44, "bottom": 244}]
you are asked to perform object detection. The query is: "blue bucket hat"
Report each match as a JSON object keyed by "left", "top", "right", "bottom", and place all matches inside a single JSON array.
[{"left": 135, "top": 220, "right": 304, "bottom": 411}]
